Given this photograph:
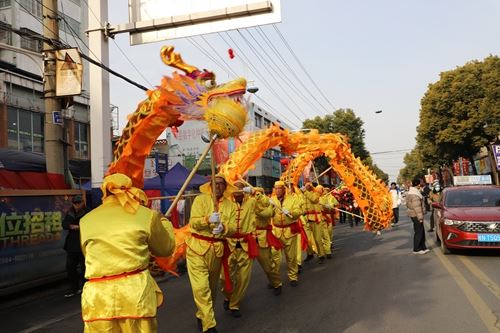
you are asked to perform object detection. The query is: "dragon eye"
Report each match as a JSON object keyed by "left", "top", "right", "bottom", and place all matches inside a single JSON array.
[{"left": 204, "top": 80, "right": 215, "bottom": 89}]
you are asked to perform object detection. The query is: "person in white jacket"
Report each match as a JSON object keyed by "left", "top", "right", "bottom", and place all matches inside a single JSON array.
[{"left": 389, "top": 182, "right": 401, "bottom": 226}]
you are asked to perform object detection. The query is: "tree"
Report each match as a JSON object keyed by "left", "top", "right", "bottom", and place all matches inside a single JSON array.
[
  {"left": 417, "top": 56, "right": 500, "bottom": 173},
  {"left": 303, "top": 109, "right": 370, "bottom": 160},
  {"left": 399, "top": 149, "right": 426, "bottom": 184},
  {"left": 302, "top": 109, "right": 388, "bottom": 182}
]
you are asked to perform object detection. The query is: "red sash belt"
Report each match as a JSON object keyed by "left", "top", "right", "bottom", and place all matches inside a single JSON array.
[
  {"left": 191, "top": 233, "right": 233, "bottom": 293},
  {"left": 88, "top": 268, "right": 146, "bottom": 282},
  {"left": 306, "top": 210, "right": 321, "bottom": 223},
  {"left": 227, "top": 233, "right": 259, "bottom": 259},
  {"left": 323, "top": 212, "right": 333, "bottom": 225},
  {"left": 256, "top": 226, "right": 283, "bottom": 250},
  {"left": 296, "top": 221, "right": 309, "bottom": 251}
]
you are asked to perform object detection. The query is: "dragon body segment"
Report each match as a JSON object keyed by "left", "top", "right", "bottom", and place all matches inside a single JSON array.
[{"left": 219, "top": 126, "right": 392, "bottom": 231}]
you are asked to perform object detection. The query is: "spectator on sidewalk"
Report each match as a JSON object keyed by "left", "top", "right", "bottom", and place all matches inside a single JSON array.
[
  {"left": 406, "top": 178, "right": 429, "bottom": 254},
  {"left": 427, "top": 182, "right": 443, "bottom": 232},
  {"left": 389, "top": 182, "right": 401, "bottom": 226},
  {"left": 62, "top": 194, "right": 90, "bottom": 298}
]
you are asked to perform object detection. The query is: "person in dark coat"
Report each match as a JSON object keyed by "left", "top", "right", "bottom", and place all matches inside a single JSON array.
[{"left": 62, "top": 195, "right": 89, "bottom": 297}]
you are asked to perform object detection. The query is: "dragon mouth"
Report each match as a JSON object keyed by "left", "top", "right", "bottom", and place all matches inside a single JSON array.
[{"left": 207, "top": 88, "right": 247, "bottom": 104}]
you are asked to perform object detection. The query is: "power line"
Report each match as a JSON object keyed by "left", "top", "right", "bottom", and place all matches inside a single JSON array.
[
  {"left": 219, "top": 31, "right": 303, "bottom": 125},
  {"left": 186, "top": 37, "right": 237, "bottom": 78},
  {"left": 236, "top": 29, "right": 309, "bottom": 119},
  {"left": 273, "top": 24, "right": 336, "bottom": 110},
  {"left": 77, "top": 0, "right": 154, "bottom": 88},
  {"left": 11, "top": 0, "right": 149, "bottom": 91},
  {"left": 244, "top": 28, "right": 325, "bottom": 117},
  {"left": 257, "top": 26, "right": 332, "bottom": 115}
]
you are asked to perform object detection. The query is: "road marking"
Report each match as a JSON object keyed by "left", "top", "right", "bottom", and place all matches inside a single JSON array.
[
  {"left": 459, "top": 256, "right": 500, "bottom": 302},
  {"left": 16, "top": 310, "right": 81, "bottom": 333},
  {"left": 433, "top": 248, "right": 500, "bottom": 333}
]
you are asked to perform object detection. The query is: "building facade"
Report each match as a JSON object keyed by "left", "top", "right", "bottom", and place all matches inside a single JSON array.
[{"left": 0, "top": 0, "right": 91, "bottom": 180}]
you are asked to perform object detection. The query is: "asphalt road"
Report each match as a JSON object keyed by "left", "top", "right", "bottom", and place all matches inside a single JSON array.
[{"left": 2, "top": 208, "right": 499, "bottom": 333}]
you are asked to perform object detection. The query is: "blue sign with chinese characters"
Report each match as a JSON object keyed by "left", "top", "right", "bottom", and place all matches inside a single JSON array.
[{"left": 0, "top": 194, "right": 72, "bottom": 292}]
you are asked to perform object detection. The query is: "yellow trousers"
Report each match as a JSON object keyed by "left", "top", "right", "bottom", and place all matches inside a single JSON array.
[
  {"left": 84, "top": 318, "right": 157, "bottom": 333},
  {"left": 272, "top": 233, "right": 298, "bottom": 282},
  {"left": 186, "top": 246, "right": 222, "bottom": 332},
  {"left": 221, "top": 248, "right": 253, "bottom": 310},
  {"left": 257, "top": 246, "right": 282, "bottom": 288},
  {"left": 304, "top": 221, "right": 316, "bottom": 255},
  {"left": 322, "top": 223, "right": 333, "bottom": 255},
  {"left": 310, "top": 221, "right": 326, "bottom": 258}
]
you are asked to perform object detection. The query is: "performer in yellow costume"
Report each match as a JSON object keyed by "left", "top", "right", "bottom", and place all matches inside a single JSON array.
[
  {"left": 221, "top": 181, "right": 268, "bottom": 317},
  {"left": 186, "top": 174, "right": 237, "bottom": 333},
  {"left": 270, "top": 181, "right": 302, "bottom": 286},
  {"left": 320, "top": 186, "right": 338, "bottom": 258},
  {"left": 253, "top": 187, "right": 283, "bottom": 295},
  {"left": 80, "top": 173, "right": 175, "bottom": 333},
  {"left": 303, "top": 183, "right": 326, "bottom": 264}
]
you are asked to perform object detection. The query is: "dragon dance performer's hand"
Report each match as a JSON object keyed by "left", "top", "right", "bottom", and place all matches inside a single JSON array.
[
  {"left": 268, "top": 198, "right": 276, "bottom": 206},
  {"left": 208, "top": 212, "right": 221, "bottom": 224},
  {"left": 282, "top": 208, "right": 290, "bottom": 216},
  {"left": 300, "top": 186, "right": 306, "bottom": 192},
  {"left": 242, "top": 186, "right": 253, "bottom": 194},
  {"left": 211, "top": 223, "right": 224, "bottom": 235}
]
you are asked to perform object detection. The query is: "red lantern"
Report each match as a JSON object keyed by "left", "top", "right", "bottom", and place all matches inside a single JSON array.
[
  {"left": 280, "top": 158, "right": 290, "bottom": 166},
  {"left": 228, "top": 48, "right": 235, "bottom": 59}
]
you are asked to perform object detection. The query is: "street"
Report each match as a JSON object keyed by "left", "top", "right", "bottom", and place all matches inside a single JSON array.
[{"left": 2, "top": 207, "right": 499, "bottom": 333}]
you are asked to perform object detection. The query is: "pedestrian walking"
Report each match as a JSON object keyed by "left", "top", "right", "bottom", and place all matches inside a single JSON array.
[
  {"left": 389, "top": 182, "right": 401, "bottom": 226},
  {"left": 406, "top": 178, "right": 429, "bottom": 254},
  {"left": 62, "top": 194, "right": 89, "bottom": 298}
]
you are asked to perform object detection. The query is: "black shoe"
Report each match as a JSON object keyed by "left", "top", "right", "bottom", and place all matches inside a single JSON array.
[
  {"left": 205, "top": 327, "right": 218, "bottom": 333},
  {"left": 230, "top": 309, "right": 242, "bottom": 318},
  {"left": 273, "top": 286, "right": 282, "bottom": 296},
  {"left": 290, "top": 280, "right": 298, "bottom": 287},
  {"left": 223, "top": 299, "right": 229, "bottom": 311},
  {"left": 298, "top": 264, "right": 302, "bottom": 273},
  {"left": 197, "top": 318, "right": 202, "bottom": 332},
  {"left": 326, "top": 254, "right": 332, "bottom": 259},
  {"left": 304, "top": 254, "right": 314, "bottom": 262},
  {"left": 318, "top": 256, "right": 325, "bottom": 264}
]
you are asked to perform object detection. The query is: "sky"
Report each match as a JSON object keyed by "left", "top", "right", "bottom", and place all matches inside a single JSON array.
[{"left": 102, "top": 0, "right": 500, "bottom": 182}]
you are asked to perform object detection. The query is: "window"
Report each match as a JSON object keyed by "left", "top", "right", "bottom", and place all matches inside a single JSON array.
[
  {"left": 7, "top": 107, "right": 44, "bottom": 153},
  {"left": 264, "top": 118, "right": 271, "bottom": 128},
  {"left": 20, "top": 28, "right": 42, "bottom": 52},
  {"left": 0, "top": 0, "right": 11, "bottom": 8},
  {"left": 255, "top": 114, "right": 262, "bottom": 128},
  {"left": 74, "top": 122, "right": 89, "bottom": 159},
  {"left": 18, "top": 0, "right": 42, "bottom": 18},
  {"left": 0, "top": 22, "right": 12, "bottom": 45},
  {"left": 60, "top": 12, "right": 81, "bottom": 35}
]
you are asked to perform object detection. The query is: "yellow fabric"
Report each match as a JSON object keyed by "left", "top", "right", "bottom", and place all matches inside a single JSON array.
[
  {"left": 222, "top": 248, "right": 253, "bottom": 310},
  {"left": 311, "top": 221, "right": 327, "bottom": 257},
  {"left": 80, "top": 196, "right": 175, "bottom": 323},
  {"left": 270, "top": 193, "right": 301, "bottom": 239},
  {"left": 303, "top": 190, "right": 321, "bottom": 222},
  {"left": 255, "top": 203, "right": 274, "bottom": 248},
  {"left": 186, "top": 193, "right": 237, "bottom": 256},
  {"left": 84, "top": 317, "right": 157, "bottom": 333},
  {"left": 227, "top": 195, "right": 257, "bottom": 252},
  {"left": 322, "top": 222, "right": 333, "bottom": 256},
  {"left": 274, "top": 180, "right": 285, "bottom": 187},
  {"left": 256, "top": 246, "right": 281, "bottom": 288},
  {"left": 271, "top": 231, "right": 298, "bottom": 282},
  {"left": 186, "top": 246, "right": 221, "bottom": 332},
  {"left": 101, "top": 173, "right": 148, "bottom": 214}
]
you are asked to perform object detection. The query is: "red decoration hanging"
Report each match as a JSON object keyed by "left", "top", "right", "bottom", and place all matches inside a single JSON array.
[{"left": 228, "top": 48, "right": 235, "bottom": 59}]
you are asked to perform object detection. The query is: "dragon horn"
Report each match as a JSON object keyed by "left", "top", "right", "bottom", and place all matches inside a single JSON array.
[{"left": 160, "top": 45, "right": 199, "bottom": 75}]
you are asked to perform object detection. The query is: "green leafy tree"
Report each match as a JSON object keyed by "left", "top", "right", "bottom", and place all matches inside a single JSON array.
[
  {"left": 302, "top": 109, "right": 388, "bottom": 182},
  {"left": 417, "top": 55, "right": 500, "bottom": 173},
  {"left": 399, "top": 149, "right": 426, "bottom": 183}
]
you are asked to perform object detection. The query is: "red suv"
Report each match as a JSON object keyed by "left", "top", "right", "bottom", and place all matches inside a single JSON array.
[{"left": 432, "top": 185, "right": 500, "bottom": 254}]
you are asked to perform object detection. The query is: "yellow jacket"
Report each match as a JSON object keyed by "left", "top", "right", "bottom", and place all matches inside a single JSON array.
[
  {"left": 186, "top": 193, "right": 237, "bottom": 257},
  {"left": 303, "top": 190, "right": 321, "bottom": 222},
  {"left": 228, "top": 193, "right": 268, "bottom": 252},
  {"left": 80, "top": 196, "right": 175, "bottom": 321},
  {"left": 271, "top": 193, "right": 302, "bottom": 239}
]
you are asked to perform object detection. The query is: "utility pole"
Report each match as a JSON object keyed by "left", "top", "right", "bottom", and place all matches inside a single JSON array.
[
  {"left": 42, "top": 0, "right": 64, "bottom": 176},
  {"left": 88, "top": 0, "right": 111, "bottom": 189}
]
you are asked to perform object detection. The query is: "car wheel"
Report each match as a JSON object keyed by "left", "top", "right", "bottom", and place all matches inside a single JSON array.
[{"left": 440, "top": 237, "right": 451, "bottom": 255}]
